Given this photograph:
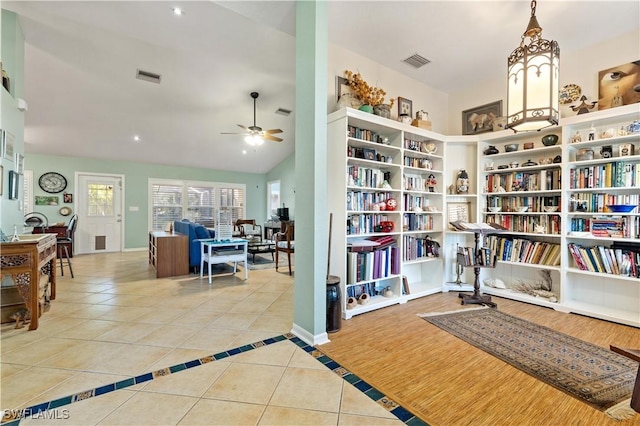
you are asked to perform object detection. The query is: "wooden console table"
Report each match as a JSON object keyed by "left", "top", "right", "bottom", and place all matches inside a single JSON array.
[
  {"left": 0, "top": 234, "right": 57, "bottom": 330},
  {"left": 148, "top": 231, "right": 189, "bottom": 278}
]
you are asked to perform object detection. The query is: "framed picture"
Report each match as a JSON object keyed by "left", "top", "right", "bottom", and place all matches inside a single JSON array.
[
  {"left": 362, "top": 148, "right": 376, "bottom": 161},
  {"left": 0, "top": 165, "right": 3, "bottom": 196},
  {"left": 597, "top": 60, "right": 640, "bottom": 111},
  {"left": 3, "top": 130, "right": 15, "bottom": 161},
  {"left": 15, "top": 153, "right": 24, "bottom": 174},
  {"left": 63, "top": 193, "right": 73, "bottom": 203},
  {"left": 397, "top": 97, "right": 412, "bottom": 117},
  {"left": 336, "top": 76, "right": 350, "bottom": 103},
  {"left": 8, "top": 170, "right": 19, "bottom": 200},
  {"left": 447, "top": 202, "right": 470, "bottom": 229},
  {"left": 35, "top": 195, "right": 59, "bottom": 206},
  {"left": 462, "top": 100, "right": 502, "bottom": 135}
]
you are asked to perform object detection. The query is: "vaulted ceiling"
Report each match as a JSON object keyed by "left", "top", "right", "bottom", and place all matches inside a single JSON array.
[{"left": 4, "top": 1, "right": 638, "bottom": 174}]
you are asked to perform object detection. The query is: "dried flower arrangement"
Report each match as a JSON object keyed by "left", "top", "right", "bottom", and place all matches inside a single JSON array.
[{"left": 344, "top": 70, "right": 394, "bottom": 109}]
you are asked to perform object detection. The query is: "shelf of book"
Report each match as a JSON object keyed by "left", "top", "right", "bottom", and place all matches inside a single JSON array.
[
  {"left": 495, "top": 260, "right": 561, "bottom": 271},
  {"left": 565, "top": 267, "right": 639, "bottom": 281}
]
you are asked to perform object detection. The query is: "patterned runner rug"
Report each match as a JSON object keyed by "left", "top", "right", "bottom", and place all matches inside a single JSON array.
[{"left": 419, "top": 307, "right": 638, "bottom": 420}]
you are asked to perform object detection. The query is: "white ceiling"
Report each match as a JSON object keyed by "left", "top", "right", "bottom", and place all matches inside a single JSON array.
[{"left": 4, "top": 1, "right": 639, "bottom": 174}]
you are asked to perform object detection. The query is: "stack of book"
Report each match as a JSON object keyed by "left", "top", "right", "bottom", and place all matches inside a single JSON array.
[{"left": 347, "top": 235, "right": 399, "bottom": 284}]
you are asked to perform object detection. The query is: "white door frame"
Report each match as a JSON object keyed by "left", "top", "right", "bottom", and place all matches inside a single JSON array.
[{"left": 75, "top": 172, "right": 125, "bottom": 254}]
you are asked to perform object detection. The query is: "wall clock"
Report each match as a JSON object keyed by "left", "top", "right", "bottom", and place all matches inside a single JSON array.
[{"left": 39, "top": 172, "right": 67, "bottom": 194}]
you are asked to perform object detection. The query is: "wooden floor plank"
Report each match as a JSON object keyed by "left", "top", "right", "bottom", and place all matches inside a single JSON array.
[{"left": 319, "top": 292, "right": 640, "bottom": 426}]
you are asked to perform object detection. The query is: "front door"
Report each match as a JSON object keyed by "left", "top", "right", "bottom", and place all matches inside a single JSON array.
[{"left": 76, "top": 173, "right": 124, "bottom": 254}]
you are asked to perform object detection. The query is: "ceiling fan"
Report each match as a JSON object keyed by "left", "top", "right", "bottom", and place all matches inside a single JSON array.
[{"left": 221, "top": 92, "right": 283, "bottom": 145}]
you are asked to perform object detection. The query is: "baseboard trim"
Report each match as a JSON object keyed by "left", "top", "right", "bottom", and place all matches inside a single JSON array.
[{"left": 291, "top": 323, "right": 330, "bottom": 346}]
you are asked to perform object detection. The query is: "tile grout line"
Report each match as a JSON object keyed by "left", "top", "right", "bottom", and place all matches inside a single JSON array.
[{"left": 1, "top": 333, "right": 428, "bottom": 426}]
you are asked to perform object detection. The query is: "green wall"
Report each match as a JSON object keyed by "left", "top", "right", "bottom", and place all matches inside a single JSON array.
[
  {"left": 1, "top": 10, "right": 26, "bottom": 237},
  {"left": 27, "top": 154, "right": 272, "bottom": 249}
]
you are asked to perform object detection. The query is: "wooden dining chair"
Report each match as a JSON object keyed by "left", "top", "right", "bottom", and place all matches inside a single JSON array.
[
  {"left": 234, "top": 219, "right": 262, "bottom": 242},
  {"left": 275, "top": 221, "right": 294, "bottom": 275}
]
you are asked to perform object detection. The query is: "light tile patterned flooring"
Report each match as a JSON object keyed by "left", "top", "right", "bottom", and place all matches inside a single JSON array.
[{"left": 1, "top": 252, "right": 414, "bottom": 425}]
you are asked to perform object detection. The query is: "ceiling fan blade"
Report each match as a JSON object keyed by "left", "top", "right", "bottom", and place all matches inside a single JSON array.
[
  {"left": 263, "top": 134, "right": 283, "bottom": 142},
  {"left": 237, "top": 124, "right": 248, "bottom": 130},
  {"left": 263, "top": 128, "right": 283, "bottom": 134},
  {"left": 220, "top": 132, "right": 249, "bottom": 135}
]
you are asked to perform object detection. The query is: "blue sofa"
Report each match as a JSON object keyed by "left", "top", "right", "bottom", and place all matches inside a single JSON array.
[{"left": 174, "top": 220, "right": 215, "bottom": 272}]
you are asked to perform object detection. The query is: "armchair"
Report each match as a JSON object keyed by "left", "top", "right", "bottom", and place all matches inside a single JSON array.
[
  {"left": 234, "top": 219, "right": 262, "bottom": 242},
  {"left": 275, "top": 220, "right": 294, "bottom": 275}
]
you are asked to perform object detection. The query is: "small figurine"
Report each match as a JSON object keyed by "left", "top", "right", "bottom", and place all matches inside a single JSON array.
[
  {"left": 570, "top": 131, "right": 582, "bottom": 143},
  {"left": 588, "top": 124, "right": 596, "bottom": 141},
  {"left": 570, "top": 95, "right": 597, "bottom": 115},
  {"left": 426, "top": 174, "right": 437, "bottom": 192}
]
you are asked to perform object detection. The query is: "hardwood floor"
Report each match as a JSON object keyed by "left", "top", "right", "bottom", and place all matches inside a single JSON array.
[{"left": 319, "top": 292, "right": 640, "bottom": 426}]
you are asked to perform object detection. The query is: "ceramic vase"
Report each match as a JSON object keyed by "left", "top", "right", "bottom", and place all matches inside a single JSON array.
[
  {"left": 456, "top": 169, "right": 469, "bottom": 194},
  {"left": 359, "top": 104, "right": 374, "bottom": 114}
]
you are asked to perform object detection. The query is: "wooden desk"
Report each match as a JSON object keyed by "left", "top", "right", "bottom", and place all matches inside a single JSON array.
[
  {"left": 0, "top": 234, "right": 57, "bottom": 330},
  {"left": 199, "top": 239, "right": 248, "bottom": 284}
]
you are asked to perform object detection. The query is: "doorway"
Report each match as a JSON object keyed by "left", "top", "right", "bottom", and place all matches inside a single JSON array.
[{"left": 76, "top": 173, "right": 124, "bottom": 254}]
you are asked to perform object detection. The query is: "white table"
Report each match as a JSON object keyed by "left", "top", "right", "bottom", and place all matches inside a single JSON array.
[{"left": 199, "top": 238, "right": 249, "bottom": 284}]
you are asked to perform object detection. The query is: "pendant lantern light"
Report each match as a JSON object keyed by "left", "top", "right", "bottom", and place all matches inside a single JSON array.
[{"left": 507, "top": 0, "right": 560, "bottom": 132}]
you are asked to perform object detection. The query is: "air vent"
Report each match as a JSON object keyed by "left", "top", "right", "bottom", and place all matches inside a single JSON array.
[
  {"left": 402, "top": 54, "right": 431, "bottom": 69},
  {"left": 136, "top": 69, "right": 162, "bottom": 84},
  {"left": 275, "top": 108, "right": 291, "bottom": 116}
]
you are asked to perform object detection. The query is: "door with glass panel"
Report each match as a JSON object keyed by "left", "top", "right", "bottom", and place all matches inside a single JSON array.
[{"left": 76, "top": 173, "right": 123, "bottom": 254}]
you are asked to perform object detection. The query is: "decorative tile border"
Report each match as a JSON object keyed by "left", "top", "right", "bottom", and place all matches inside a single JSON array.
[{"left": 1, "top": 333, "right": 426, "bottom": 425}]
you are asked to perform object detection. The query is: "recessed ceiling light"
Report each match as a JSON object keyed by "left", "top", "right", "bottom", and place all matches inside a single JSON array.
[
  {"left": 242, "top": 150, "right": 247, "bottom": 155},
  {"left": 172, "top": 7, "right": 184, "bottom": 16},
  {"left": 133, "top": 135, "right": 140, "bottom": 142}
]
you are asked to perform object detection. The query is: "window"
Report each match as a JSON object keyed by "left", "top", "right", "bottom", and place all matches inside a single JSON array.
[
  {"left": 267, "top": 180, "right": 280, "bottom": 218},
  {"left": 149, "top": 179, "right": 245, "bottom": 231},
  {"left": 23, "top": 170, "right": 33, "bottom": 214},
  {"left": 88, "top": 183, "right": 115, "bottom": 216}
]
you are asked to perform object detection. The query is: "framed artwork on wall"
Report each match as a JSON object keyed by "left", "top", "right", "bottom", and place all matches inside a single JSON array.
[
  {"left": 597, "top": 60, "right": 640, "bottom": 111},
  {"left": 3, "top": 130, "right": 15, "bottom": 161},
  {"left": 0, "top": 165, "right": 3, "bottom": 196},
  {"left": 8, "top": 170, "right": 19, "bottom": 200},
  {"left": 447, "top": 202, "right": 470, "bottom": 229},
  {"left": 15, "top": 153, "right": 24, "bottom": 174},
  {"left": 462, "top": 100, "right": 502, "bottom": 135}
]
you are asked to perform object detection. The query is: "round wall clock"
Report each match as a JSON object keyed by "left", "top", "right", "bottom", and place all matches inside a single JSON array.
[
  {"left": 39, "top": 172, "right": 67, "bottom": 193},
  {"left": 59, "top": 206, "right": 72, "bottom": 216}
]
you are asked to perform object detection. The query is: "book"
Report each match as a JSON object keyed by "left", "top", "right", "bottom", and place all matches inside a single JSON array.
[{"left": 402, "top": 275, "right": 410, "bottom": 295}]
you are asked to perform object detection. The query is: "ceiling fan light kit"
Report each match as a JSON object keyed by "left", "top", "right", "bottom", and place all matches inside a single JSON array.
[{"left": 221, "top": 92, "right": 284, "bottom": 144}]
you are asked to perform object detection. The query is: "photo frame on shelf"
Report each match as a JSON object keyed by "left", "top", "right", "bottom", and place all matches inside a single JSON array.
[
  {"left": 3, "top": 130, "right": 15, "bottom": 161},
  {"left": 362, "top": 148, "right": 376, "bottom": 161},
  {"left": 447, "top": 202, "right": 470, "bottom": 229},
  {"left": 336, "top": 76, "right": 350, "bottom": 103},
  {"left": 15, "top": 153, "right": 24, "bottom": 174},
  {"left": 462, "top": 100, "right": 502, "bottom": 135},
  {"left": 8, "top": 170, "right": 19, "bottom": 200},
  {"left": 397, "top": 97, "right": 412, "bottom": 117}
]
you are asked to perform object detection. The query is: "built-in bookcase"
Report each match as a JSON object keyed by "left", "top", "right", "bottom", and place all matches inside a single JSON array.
[{"left": 327, "top": 105, "right": 639, "bottom": 327}]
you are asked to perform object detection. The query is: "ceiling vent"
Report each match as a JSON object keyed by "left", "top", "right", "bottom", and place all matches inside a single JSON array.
[
  {"left": 275, "top": 108, "right": 292, "bottom": 116},
  {"left": 136, "top": 69, "right": 161, "bottom": 84},
  {"left": 402, "top": 54, "right": 431, "bottom": 69}
]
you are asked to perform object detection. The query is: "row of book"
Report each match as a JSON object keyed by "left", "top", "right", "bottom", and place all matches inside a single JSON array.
[
  {"left": 403, "top": 155, "right": 434, "bottom": 169},
  {"left": 457, "top": 246, "right": 496, "bottom": 267},
  {"left": 346, "top": 190, "right": 394, "bottom": 211},
  {"left": 485, "top": 195, "right": 561, "bottom": 213},
  {"left": 403, "top": 193, "right": 431, "bottom": 211},
  {"left": 484, "top": 235, "right": 561, "bottom": 266},
  {"left": 347, "top": 166, "right": 393, "bottom": 189},
  {"left": 403, "top": 175, "right": 437, "bottom": 192},
  {"left": 403, "top": 235, "right": 440, "bottom": 261},
  {"left": 347, "top": 214, "right": 394, "bottom": 235},
  {"left": 570, "top": 216, "right": 639, "bottom": 239},
  {"left": 348, "top": 125, "right": 387, "bottom": 144},
  {"left": 347, "top": 236, "right": 400, "bottom": 284},
  {"left": 568, "top": 242, "right": 640, "bottom": 277},
  {"left": 485, "top": 170, "right": 561, "bottom": 193},
  {"left": 568, "top": 193, "right": 639, "bottom": 213},
  {"left": 484, "top": 215, "right": 561, "bottom": 235},
  {"left": 403, "top": 213, "right": 434, "bottom": 232},
  {"left": 569, "top": 161, "right": 639, "bottom": 189}
]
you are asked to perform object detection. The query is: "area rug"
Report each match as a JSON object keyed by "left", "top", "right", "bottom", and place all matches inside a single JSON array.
[
  {"left": 246, "top": 253, "right": 276, "bottom": 270},
  {"left": 418, "top": 307, "right": 638, "bottom": 420}
]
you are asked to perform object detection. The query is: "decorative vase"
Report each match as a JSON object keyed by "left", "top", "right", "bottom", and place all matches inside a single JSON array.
[
  {"left": 373, "top": 104, "right": 391, "bottom": 118},
  {"left": 359, "top": 104, "right": 374, "bottom": 113},
  {"left": 456, "top": 169, "right": 469, "bottom": 194}
]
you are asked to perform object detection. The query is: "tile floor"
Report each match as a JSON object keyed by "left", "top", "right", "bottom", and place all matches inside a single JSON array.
[{"left": 1, "top": 252, "right": 420, "bottom": 425}]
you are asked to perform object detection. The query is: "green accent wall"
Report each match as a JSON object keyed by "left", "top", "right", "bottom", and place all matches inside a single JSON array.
[
  {"left": 1, "top": 9, "right": 25, "bottom": 236},
  {"left": 27, "top": 154, "right": 269, "bottom": 249}
]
